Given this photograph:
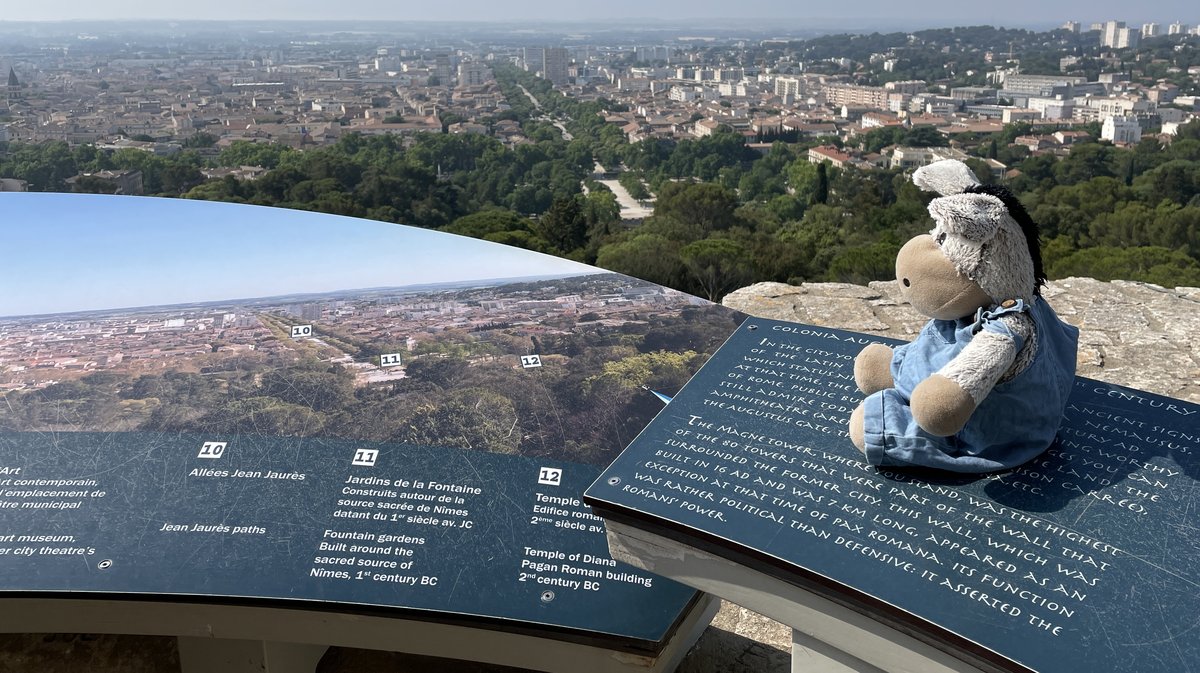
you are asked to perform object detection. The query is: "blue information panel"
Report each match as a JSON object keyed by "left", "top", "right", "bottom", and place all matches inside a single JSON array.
[
  {"left": 0, "top": 432, "right": 693, "bottom": 649},
  {"left": 0, "top": 193, "right": 745, "bottom": 653},
  {"left": 586, "top": 318, "right": 1200, "bottom": 671}
]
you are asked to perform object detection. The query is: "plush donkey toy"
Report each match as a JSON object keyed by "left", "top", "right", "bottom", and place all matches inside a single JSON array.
[{"left": 848, "top": 159, "right": 1079, "bottom": 473}]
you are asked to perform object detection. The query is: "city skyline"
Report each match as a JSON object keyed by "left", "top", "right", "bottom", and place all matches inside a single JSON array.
[
  {"left": 0, "top": 194, "right": 595, "bottom": 317},
  {"left": 0, "top": 3, "right": 1196, "bottom": 30}
]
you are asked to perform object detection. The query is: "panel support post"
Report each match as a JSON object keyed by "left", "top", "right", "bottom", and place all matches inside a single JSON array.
[
  {"left": 178, "top": 637, "right": 329, "bottom": 673},
  {"left": 791, "top": 629, "right": 887, "bottom": 673}
]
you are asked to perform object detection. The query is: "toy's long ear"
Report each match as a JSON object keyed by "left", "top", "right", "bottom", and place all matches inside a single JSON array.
[
  {"left": 913, "top": 159, "right": 980, "bottom": 196},
  {"left": 928, "top": 193, "right": 1005, "bottom": 243}
]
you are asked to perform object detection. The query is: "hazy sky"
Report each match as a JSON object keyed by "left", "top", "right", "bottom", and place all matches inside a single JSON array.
[
  {"left": 0, "top": 193, "right": 593, "bottom": 317},
  {"left": 1, "top": 0, "right": 1195, "bottom": 27}
]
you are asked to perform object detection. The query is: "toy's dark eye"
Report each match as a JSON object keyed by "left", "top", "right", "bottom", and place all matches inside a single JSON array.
[{"left": 936, "top": 232, "right": 948, "bottom": 246}]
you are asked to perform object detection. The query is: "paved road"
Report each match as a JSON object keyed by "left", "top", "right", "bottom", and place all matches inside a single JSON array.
[
  {"left": 518, "top": 83, "right": 574, "bottom": 140},
  {"left": 598, "top": 178, "right": 654, "bottom": 219},
  {"left": 552, "top": 121, "right": 573, "bottom": 140},
  {"left": 517, "top": 84, "right": 541, "bottom": 111}
]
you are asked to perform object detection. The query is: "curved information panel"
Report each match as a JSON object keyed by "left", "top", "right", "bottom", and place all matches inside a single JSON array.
[
  {"left": 0, "top": 193, "right": 744, "bottom": 653},
  {"left": 586, "top": 318, "right": 1200, "bottom": 672}
]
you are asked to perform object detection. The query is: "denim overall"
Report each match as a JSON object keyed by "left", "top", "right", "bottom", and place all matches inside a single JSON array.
[{"left": 862, "top": 297, "right": 1079, "bottom": 473}]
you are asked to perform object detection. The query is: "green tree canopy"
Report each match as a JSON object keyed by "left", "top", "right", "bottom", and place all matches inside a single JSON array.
[
  {"left": 442, "top": 209, "right": 535, "bottom": 239},
  {"left": 651, "top": 182, "right": 742, "bottom": 237},
  {"left": 679, "top": 237, "right": 754, "bottom": 301}
]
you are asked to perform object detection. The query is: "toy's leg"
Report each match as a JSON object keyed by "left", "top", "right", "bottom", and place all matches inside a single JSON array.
[
  {"left": 854, "top": 343, "right": 894, "bottom": 394},
  {"left": 849, "top": 404, "right": 867, "bottom": 454},
  {"left": 861, "top": 388, "right": 997, "bottom": 472}
]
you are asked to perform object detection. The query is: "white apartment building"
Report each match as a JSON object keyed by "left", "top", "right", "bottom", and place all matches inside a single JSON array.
[
  {"left": 715, "top": 67, "right": 744, "bottom": 82},
  {"left": 1102, "top": 21, "right": 1124, "bottom": 46},
  {"left": 887, "top": 94, "right": 911, "bottom": 113},
  {"left": 616, "top": 77, "right": 651, "bottom": 92},
  {"left": 951, "top": 87, "right": 999, "bottom": 102},
  {"left": 718, "top": 81, "right": 751, "bottom": 97},
  {"left": 1002, "top": 108, "right": 1041, "bottom": 123},
  {"left": 1115, "top": 28, "right": 1140, "bottom": 48},
  {"left": 669, "top": 86, "right": 698, "bottom": 102},
  {"left": 1099, "top": 21, "right": 1141, "bottom": 48},
  {"left": 1028, "top": 97, "right": 1074, "bottom": 120},
  {"left": 775, "top": 77, "right": 804, "bottom": 97},
  {"left": 456, "top": 62, "right": 492, "bottom": 86},
  {"left": 885, "top": 80, "right": 926, "bottom": 95},
  {"left": 823, "top": 84, "right": 889, "bottom": 109},
  {"left": 1076, "top": 95, "right": 1153, "bottom": 120},
  {"left": 925, "top": 100, "right": 957, "bottom": 117},
  {"left": 890, "top": 146, "right": 970, "bottom": 170},
  {"left": 1102, "top": 116, "right": 1142, "bottom": 144},
  {"left": 1002, "top": 74, "right": 1084, "bottom": 96},
  {"left": 692, "top": 118, "right": 720, "bottom": 137},
  {"left": 635, "top": 46, "right": 674, "bottom": 62},
  {"left": 374, "top": 56, "right": 402, "bottom": 72}
]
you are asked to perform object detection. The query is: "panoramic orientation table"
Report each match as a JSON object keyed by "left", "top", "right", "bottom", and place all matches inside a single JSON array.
[{"left": 0, "top": 193, "right": 743, "bottom": 672}]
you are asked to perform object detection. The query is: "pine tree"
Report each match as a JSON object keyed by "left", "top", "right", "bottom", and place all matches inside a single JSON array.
[{"left": 815, "top": 162, "right": 829, "bottom": 205}]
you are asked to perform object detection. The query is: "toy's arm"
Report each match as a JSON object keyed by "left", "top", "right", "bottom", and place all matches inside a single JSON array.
[{"left": 911, "top": 313, "right": 1032, "bottom": 436}]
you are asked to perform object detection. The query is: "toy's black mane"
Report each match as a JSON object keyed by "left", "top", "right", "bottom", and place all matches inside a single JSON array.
[{"left": 965, "top": 183, "right": 1046, "bottom": 296}]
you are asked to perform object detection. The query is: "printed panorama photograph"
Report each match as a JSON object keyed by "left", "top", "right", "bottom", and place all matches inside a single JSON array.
[{"left": 0, "top": 193, "right": 745, "bottom": 467}]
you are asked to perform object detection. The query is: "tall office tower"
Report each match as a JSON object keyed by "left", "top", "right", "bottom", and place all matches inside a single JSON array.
[
  {"left": 542, "top": 47, "right": 569, "bottom": 86},
  {"left": 1115, "top": 27, "right": 1141, "bottom": 49},
  {"left": 1062, "top": 21, "right": 1081, "bottom": 32},
  {"left": 1142, "top": 23, "right": 1160, "bottom": 37},
  {"left": 1102, "top": 20, "right": 1125, "bottom": 47},
  {"left": 522, "top": 47, "right": 544, "bottom": 73},
  {"left": 433, "top": 53, "right": 453, "bottom": 82},
  {"left": 635, "top": 46, "right": 674, "bottom": 62},
  {"left": 1168, "top": 22, "right": 1188, "bottom": 35},
  {"left": 457, "top": 62, "right": 492, "bottom": 86}
]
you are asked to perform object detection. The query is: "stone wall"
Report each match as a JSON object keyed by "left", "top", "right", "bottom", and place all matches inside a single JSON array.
[{"left": 722, "top": 278, "right": 1200, "bottom": 404}]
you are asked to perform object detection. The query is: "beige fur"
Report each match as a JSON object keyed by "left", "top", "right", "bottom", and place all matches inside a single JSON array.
[
  {"left": 938, "top": 330, "right": 1018, "bottom": 404},
  {"left": 1002, "top": 313, "right": 1037, "bottom": 381},
  {"left": 971, "top": 222, "right": 1039, "bottom": 304},
  {"left": 911, "top": 374, "right": 977, "bottom": 437},
  {"left": 912, "top": 160, "right": 980, "bottom": 196},
  {"left": 849, "top": 405, "right": 866, "bottom": 453},
  {"left": 927, "top": 194, "right": 1005, "bottom": 243},
  {"left": 895, "top": 235, "right": 992, "bottom": 321},
  {"left": 854, "top": 343, "right": 894, "bottom": 394}
]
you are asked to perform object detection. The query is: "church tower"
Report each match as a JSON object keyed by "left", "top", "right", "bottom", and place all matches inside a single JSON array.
[{"left": 5, "top": 66, "right": 19, "bottom": 106}]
